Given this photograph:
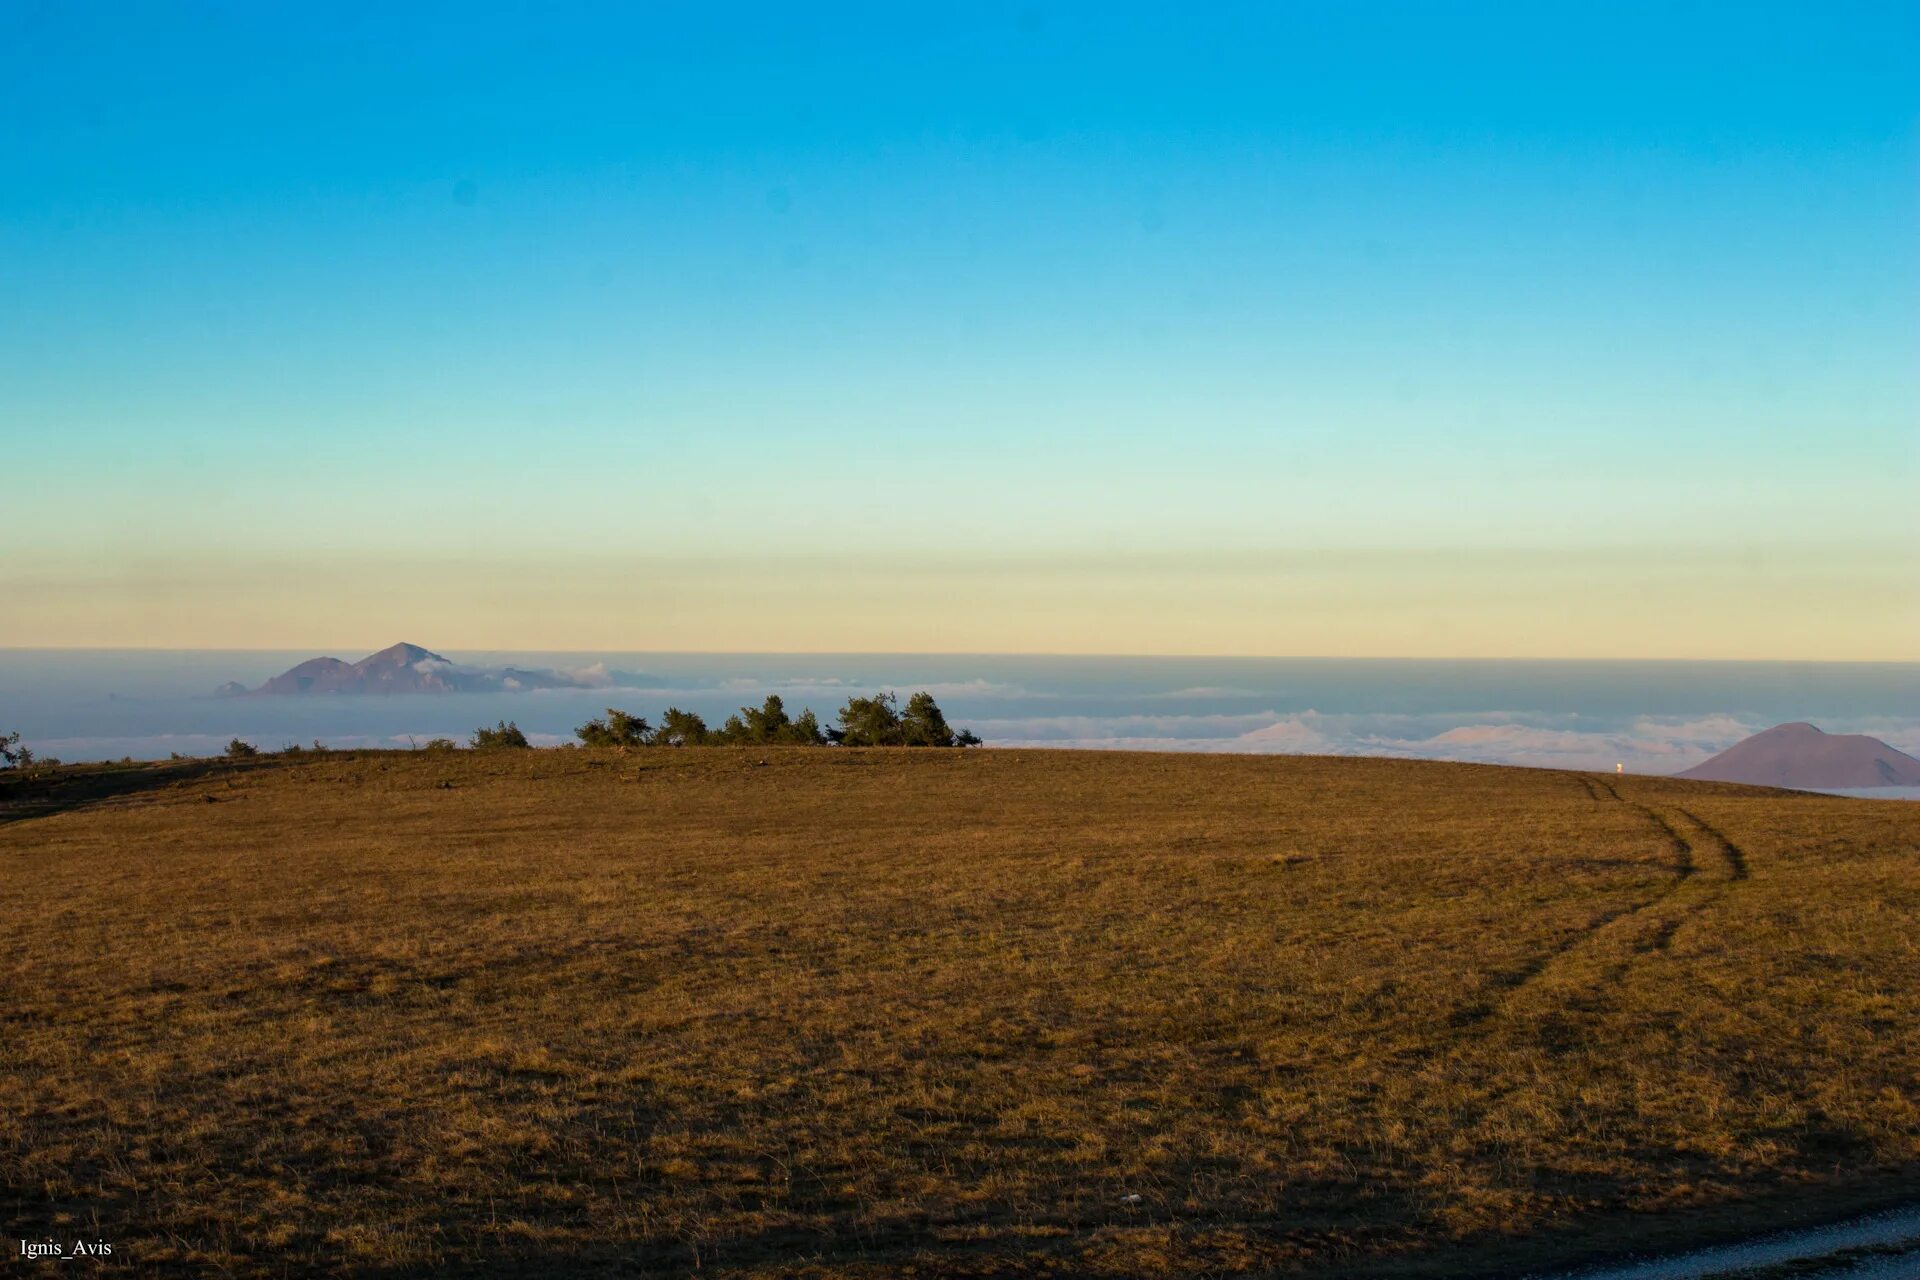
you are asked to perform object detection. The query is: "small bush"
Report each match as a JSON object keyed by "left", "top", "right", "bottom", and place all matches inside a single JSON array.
[
  {"left": 576, "top": 708, "right": 652, "bottom": 748},
  {"left": 655, "top": 708, "right": 711, "bottom": 748},
  {"left": 901, "top": 691, "right": 956, "bottom": 747},
  {"left": 833, "top": 692, "right": 979, "bottom": 748},
  {"left": 471, "top": 721, "right": 531, "bottom": 750},
  {"left": 225, "top": 738, "right": 259, "bottom": 759},
  {"left": 835, "top": 692, "right": 903, "bottom": 746},
  {"left": 0, "top": 730, "right": 31, "bottom": 769},
  {"left": 423, "top": 737, "right": 459, "bottom": 752},
  {"left": 712, "top": 695, "right": 830, "bottom": 746},
  {"left": 790, "top": 708, "right": 828, "bottom": 745}
]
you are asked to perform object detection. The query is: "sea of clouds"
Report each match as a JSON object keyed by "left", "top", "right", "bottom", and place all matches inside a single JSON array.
[
  {"left": 971, "top": 709, "right": 1920, "bottom": 775},
  {"left": 7, "top": 652, "right": 1916, "bottom": 780}
]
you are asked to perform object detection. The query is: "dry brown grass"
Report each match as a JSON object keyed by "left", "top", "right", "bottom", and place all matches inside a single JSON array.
[{"left": 2, "top": 748, "right": 1916, "bottom": 1277}]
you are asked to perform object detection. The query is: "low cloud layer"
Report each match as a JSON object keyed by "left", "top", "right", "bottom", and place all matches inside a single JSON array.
[
  {"left": 31, "top": 710, "right": 1920, "bottom": 777},
  {"left": 982, "top": 710, "right": 1920, "bottom": 774},
  {"left": 18, "top": 649, "right": 1917, "bottom": 778}
]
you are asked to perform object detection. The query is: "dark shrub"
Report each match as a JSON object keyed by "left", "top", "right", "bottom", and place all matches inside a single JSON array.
[
  {"left": 471, "top": 721, "right": 531, "bottom": 750},
  {"left": 576, "top": 709, "right": 652, "bottom": 748},
  {"left": 0, "top": 730, "right": 30, "bottom": 769},
  {"left": 836, "top": 692, "right": 903, "bottom": 746},
  {"left": 656, "top": 708, "right": 710, "bottom": 747},
  {"left": 836, "top": 692, "right": 978, "bottom": 748}
]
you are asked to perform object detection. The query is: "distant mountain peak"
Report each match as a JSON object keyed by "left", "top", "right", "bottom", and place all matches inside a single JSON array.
[
  {"left": 1677, "top": 722, "right": 1920, "bottom": 789},
  {"left": 361, "top": 642, "right": 448, "bottom": 666},
  {"left": 226, "top": 644, "right": 626, "bottom": 697}
]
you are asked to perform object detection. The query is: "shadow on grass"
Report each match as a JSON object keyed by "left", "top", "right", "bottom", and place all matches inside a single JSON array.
[{"left": 0, "top": 757, "right": 247, "bottom": 827}]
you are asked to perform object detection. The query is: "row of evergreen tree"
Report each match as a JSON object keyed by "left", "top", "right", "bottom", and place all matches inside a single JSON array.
[{"left": 474, "top": 690, "right": 981, "bottom": 751}]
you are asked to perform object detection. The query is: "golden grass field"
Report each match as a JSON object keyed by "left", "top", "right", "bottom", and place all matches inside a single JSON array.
[{"left": 2, "top": 748, "right": 1916, "bottom": 1277}]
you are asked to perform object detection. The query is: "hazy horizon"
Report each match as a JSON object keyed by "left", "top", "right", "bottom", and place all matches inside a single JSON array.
[
  {"left": 6, "top": 649, "right": 1916, "bottom": 779},
  {"left": 11, "top": 643, "right": 1920, "bottom": 663}
]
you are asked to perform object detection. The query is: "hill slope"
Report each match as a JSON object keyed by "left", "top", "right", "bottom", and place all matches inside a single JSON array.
[
  {"left": 1677, "top": 721, "right": 1920, "bottom": 788},
  {"left": 2, "top": 750, "right": 1917, "bottom": 1278}
]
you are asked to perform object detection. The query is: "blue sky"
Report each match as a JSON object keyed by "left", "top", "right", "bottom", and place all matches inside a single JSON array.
[{"left": 4, "top": 3, "right": 1915, "bottom": 654}]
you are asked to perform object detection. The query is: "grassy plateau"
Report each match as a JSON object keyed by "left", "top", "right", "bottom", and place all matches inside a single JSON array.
[{"left": 2, "top": 748, "right": 1916, "bottom": 1277}]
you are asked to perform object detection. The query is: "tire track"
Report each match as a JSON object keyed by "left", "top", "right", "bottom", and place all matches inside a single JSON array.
[
  {"left": 1669, "top": 806, "right": 1749, "bottom": 881},
  {"left": 1466, "top": 776, "right": 1747, "bottom": 1021},
  {"left": 1634, "top": 803, "right": 1699, "bottom": 880}
]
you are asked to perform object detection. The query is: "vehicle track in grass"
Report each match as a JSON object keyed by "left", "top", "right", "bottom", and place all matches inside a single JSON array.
[{"left": 1464, "top": 775, "right": 1749, "bottom": 1022}]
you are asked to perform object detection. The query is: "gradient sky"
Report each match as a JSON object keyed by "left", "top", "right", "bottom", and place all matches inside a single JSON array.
[{"left": 5, "top": 2, "right": 1916, "bottom": 656}]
